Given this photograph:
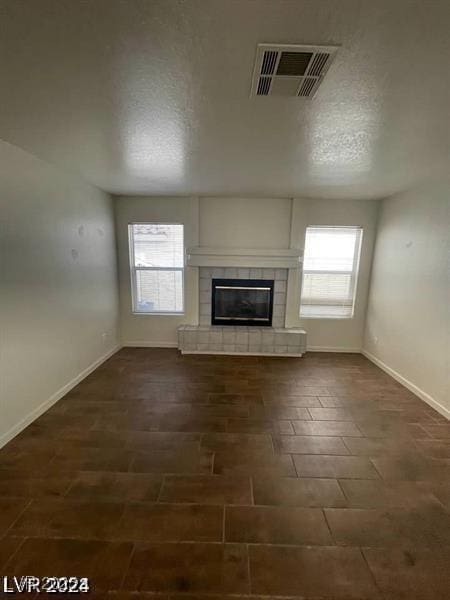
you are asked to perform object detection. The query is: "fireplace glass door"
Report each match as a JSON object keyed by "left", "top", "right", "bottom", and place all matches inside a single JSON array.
[{"left": 212, "top": 279, "right": 274, "bottom": 326}]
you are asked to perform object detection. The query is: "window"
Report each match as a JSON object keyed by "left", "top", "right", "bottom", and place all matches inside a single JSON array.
[
  {"left": 129, "top": 223, "right": 184, "bottom": 314},
  {"left": 300, "top": 226, "right": 363, "bottom": 319}
]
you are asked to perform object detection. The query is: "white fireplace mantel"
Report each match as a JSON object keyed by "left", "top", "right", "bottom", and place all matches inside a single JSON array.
[{"left": 186, "top": 246, "right": 302, "bottom": 269}]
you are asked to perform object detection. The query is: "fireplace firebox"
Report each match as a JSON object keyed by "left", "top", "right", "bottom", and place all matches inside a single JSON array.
[{"left": 211, "top": 278, "right": 274, "bottom": 326}]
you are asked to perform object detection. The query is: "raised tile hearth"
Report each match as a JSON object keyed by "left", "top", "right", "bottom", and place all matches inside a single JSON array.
[
  {"left": 178, "top": 325, "right": 306, "bottom": 356},
  {"left": 178, "top": 264, "right": 307, "bottom": 357}
]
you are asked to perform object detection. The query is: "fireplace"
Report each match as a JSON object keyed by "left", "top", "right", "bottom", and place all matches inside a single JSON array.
[{"left": 211, "top": 278, "right": 274, "bottom": 326}]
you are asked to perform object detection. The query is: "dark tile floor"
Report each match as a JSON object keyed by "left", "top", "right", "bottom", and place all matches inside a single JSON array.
[{"left": 1, "top": 348, "right": 450, "bottom": 599}]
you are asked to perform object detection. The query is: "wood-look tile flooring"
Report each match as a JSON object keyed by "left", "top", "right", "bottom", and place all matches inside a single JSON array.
[{"left": 1, "top": 348, "right": 450, "bottom": 598}]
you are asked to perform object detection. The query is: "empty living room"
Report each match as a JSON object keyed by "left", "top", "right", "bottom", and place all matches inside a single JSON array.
[{"left": 1, "top": 0, "right": 450, "bottom": 597}]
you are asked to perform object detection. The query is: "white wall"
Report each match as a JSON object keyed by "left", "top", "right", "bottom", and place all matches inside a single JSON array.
[
  {"left": 0, "top": 141, "right": 119, "bottom": 447},
  {"left": 116, "top": 195, "right": 378, "bottom": 350},
  {"left": 199, "top": 197, "right": 292, "bottom": 249},
  {"left": 115, "top": 196, "right": 199, "bottom": 346},
  {"left": 363, "top": 179, "right": 450, "bottom": 418}
]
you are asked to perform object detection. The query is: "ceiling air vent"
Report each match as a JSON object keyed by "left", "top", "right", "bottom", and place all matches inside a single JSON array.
[
  {"left": 298, "top": 77, "right": 316, "bottom": 97},
  {"left": 251, "top": 43, "right": 339, "bottom": 98},
  {"left": 257, "top": 76, "right": 272, "bottom": 96}
]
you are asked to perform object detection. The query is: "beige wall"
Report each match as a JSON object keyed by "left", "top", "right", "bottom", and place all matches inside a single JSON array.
[
  {"left": 116, "top": 196, "right": 378, "bottom": 350},
  {"left": 0, "top": 141, "right": 119, "bottom": 447},
  {"left": 363, "top": 179, "right": 450, "bottom": 418}
]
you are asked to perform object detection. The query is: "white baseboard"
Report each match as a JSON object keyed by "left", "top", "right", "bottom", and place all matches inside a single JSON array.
[
  {"left": 362, "top": 349, "right": 449, "bottom": 420},
  {"left": 0, "top": 344, "right": 121, "bottom": 449},
  {"left": 181, "top": 350, "right": 303, "bottom": 357},
  {"left": 307, "top": 346, "right": 361, "bottom": 353},
  {"left": 122, "top": 341, "right": 178, "bottom": 348}
]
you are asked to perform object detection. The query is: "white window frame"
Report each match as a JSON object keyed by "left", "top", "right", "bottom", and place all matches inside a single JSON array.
[
  {"left": 299, "top": 226, "right": 363, "bottom": 320},
  {"left": 128, "top": 222, "right": 185, "bottom": 315}
]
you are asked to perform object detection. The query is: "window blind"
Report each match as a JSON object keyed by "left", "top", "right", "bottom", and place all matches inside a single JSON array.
[
  {"left": 129, "top": 223, "right": 184, "bottom": 314},
  {"left": 300, "top": 226, "right": 363, "bottom": 319}
]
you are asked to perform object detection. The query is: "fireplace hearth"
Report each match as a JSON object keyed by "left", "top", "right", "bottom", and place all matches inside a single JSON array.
[
  {"left": 211, "top": 278, "right": 274, "bottom": 326},
  {"left": 178, "top": 267, "right": 306, "bottom": 355}
]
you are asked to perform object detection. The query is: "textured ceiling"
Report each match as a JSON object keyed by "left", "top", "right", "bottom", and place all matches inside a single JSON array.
[{"left": 0, "top": 0, "right": 449, "bottom": 199}]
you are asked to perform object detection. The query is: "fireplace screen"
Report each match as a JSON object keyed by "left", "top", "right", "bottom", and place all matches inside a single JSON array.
[{"left": 212, "top": 278, "right": 274, "bottom": 326}]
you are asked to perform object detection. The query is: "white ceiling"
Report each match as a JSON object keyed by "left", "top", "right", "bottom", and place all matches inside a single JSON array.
[{"left": 0, "top": 0, "right": 449, "bottom": 199}]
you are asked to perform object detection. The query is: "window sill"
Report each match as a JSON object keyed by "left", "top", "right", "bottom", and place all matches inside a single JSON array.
[
  {"left": 300, "top": 315, "right": 354, "bottom": 320},
  {"left": 132, "top": 311, "right": 185, "bottom": 316}
]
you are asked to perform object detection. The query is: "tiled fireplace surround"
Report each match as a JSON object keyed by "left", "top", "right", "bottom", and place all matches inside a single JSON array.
[
  {"left": 177, "top": 267, "right": 307, "bottom": 356},
  {"left": 199, "top": 267, "right": 288, "bottom": 327}
]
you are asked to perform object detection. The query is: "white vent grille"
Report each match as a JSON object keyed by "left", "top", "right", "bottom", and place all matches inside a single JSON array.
[
  {"left": 257, "top": 76, "right": 272, "bottom": 96},
  {"left": 251, "top": 43, "right": 339, "bottom": 98},
  {"left": 260, "top": 50, "right": 278, "bottom": 75},
  {"left": 298, "top": 77, "right": 316, "bottom": 97}
]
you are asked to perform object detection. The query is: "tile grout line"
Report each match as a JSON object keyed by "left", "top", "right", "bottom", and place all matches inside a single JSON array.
[
  {"left": 119, "top": 541, "right": 136, "bottom": 591},
  {"left": 335, "top": 476, "right": 351, "bottom": 506},
  {"left": 321, "top": 507, "right": 337, "bottom": 545},
  {"left": 249, "top": 476, "right": 255, "bottom": 505},
  {"left": 1, "top": 535, "right": 28, "bottom": 572},
  {"left": 62, "top": 474, "right": 78, "bottom": 498},
  {"left": 359, "top": 545, "right": 385, "bottom": 598},
  {"left": 155, "top": 475, "right": 165, "bottom": 502},
  {"left": 269, "top": 433, "right": 276, "bottom": 454},
  {"left": 246, "top": 543, "right": 252, "bottom": 595},
  {"left": 340, "top": 435, "right": 352, "bottom": 454},
  {"left": 3, "top": 498, "right": 34, "bottom": 537},
  {"left": 222, "top": 505, "right": 226, "bottom": 542},
  {"left": 291, "top": 453, "right": 300, "bottom": 477},
  {"left": 368, "top": 456, "right": 384, "bottom": 479}
]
